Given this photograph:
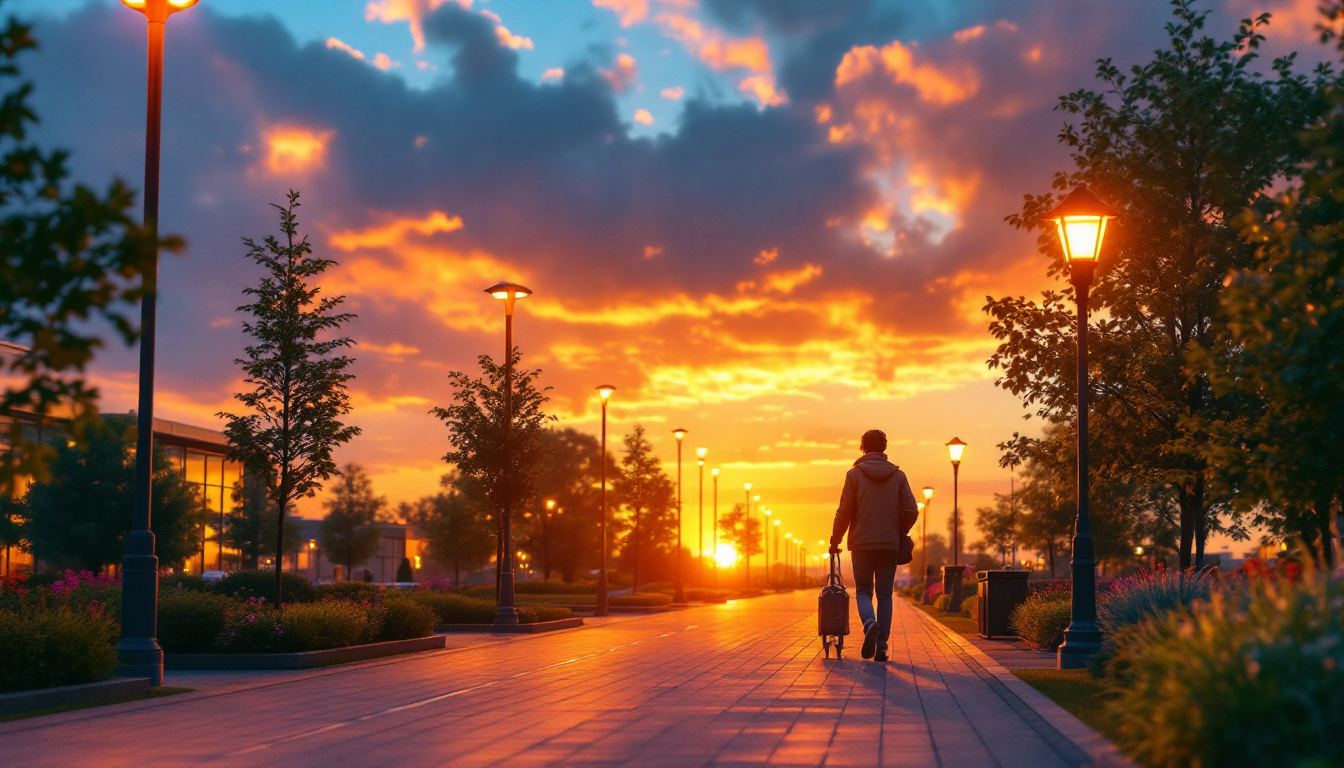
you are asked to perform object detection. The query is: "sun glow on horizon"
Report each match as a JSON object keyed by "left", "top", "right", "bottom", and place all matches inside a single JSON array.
[
  {"left": 262, "top": 125, "right": 335, "bottom": 175},
  {"left": 713, "top": 543, "right": 738, "bottom": 568}
]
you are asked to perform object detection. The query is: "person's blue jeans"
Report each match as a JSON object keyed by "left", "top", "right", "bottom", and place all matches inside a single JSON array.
[{"left": 851, "top": 549, "right": 898, "bottom": 649}]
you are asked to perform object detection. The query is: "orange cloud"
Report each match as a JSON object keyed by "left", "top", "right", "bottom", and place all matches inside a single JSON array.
[
  {"left": 330, "top": 210, "right": 464, "bottom": 251},
  {"left": 495, "top": 25, "right": 534, "bottom": 50},
  {"left": 593, "top": 0, "right": 650, "bottom": 27},
  {"left": 754, "top": 247, "right": 778, "bottom": 266},
  {"left": 660, "top": 86, "right": 684, "bottom": 100},
  {"left": 261, "top": 125, "right": 335, "bottom": 175},
  {"left": 836, "top": 41, "right": 978, "bottom": 105},
  {"left": 738, "top": 75, "right": 785, "bottom": 107},
  {"left": 541, "top": 67, "right": 564, "bottom": 83},
  {"left": 602, "top": 53, "right": 639, "bottom": 93},
  {"left": 365, "top": 0, "right": 469, "bottom": 53},
  {"left": 633, "top": 108, "right": 655, "bottom": 125},
  {"left": 326, "top": 37, "right": 366, "bottom": 61},
  {"left": 373, "top": 53, "right": 396, "bottom": 70}
]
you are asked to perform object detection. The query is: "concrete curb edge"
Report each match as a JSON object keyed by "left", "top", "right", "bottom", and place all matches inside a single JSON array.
[{"left": 0, "top": 677, "right": 151, "bottom": 717}]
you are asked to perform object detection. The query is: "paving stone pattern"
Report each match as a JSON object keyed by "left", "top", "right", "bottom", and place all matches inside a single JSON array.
[{"left": 1, "top": 592, "right": 1097, "bottom": 767}]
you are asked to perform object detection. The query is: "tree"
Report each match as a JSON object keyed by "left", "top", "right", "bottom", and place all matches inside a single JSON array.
[
  {"left": 520, "top": 428, "right": 614, "bottom": 582},
  {"left": 220, "top": 191, "right": 359, "bottom": 605},
  {"left": 433, "top": 349, "right": 552, "bottom": 596},
  {"left": 910, "top": 532, "right": 949, "bottom": 573},
  {"left": 987, "top": 3, "right": 1331, "bottom": 568},
  {"left": 1193, "top": 4, "right": 1344, "bottom": 566},
  {"left": 0, "top": 15, "right": 170, "bottom": 494},
  {"left": 975, "top": 494, "right": 1019, "bottom": 567},
  {"left": 318, "top": 463, "right": 385, "bottom": 580},
  {"left": 1014, "top": 456, "right": 1076, "bottom": 578},
  {"left": 21, "top": 416, "right": 206, "bottom": 571},
  {"left": 396, "top": 557, "right": 413, "bottom": 583},
  {"left": 611, "top": 425, "right": 675, "bottom": 593},
  {"left": 718, "top": 503, "right": 763, "bottom": 587},
  {"left": 222, "top": 470, "right": 299, "bottom": 570},
  {"left": 410, "top": 473, "right": 494, "bottom": 586}
]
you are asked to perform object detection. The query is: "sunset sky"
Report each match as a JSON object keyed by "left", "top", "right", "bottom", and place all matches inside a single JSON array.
[{"left": 13, "top": 0, "right": 1324, "bottom": 559}]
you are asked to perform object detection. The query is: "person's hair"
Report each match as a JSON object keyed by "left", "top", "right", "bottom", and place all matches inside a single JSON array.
[{"left": 860, "top": 429, "right": 887, "bottom": 453}]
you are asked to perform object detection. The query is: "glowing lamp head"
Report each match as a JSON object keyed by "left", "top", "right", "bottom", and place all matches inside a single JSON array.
[
  {"left": 753, "top": 495, "right": 760, "bottom": 503},
  {"left": 744, "top": 482, "right": 752, "bottom": 491},
  {"left": 711, "top": 467, "right": 719, "bottom": 477},
  {"left": 922, "top": 485, "right": 934, "bottom": 502},
  {"left": 673, "top": 428, "right": 688, "bottom": 442},
  {"left": 696, "top": 446, "right": 707, "bottom": 460},
  {"left": 308, "top": 539, "right": 316, "bottom": 550},
  {"left": 1043, "top": 185, "right": 1119, "bottom": 265},
  {"left": 1134, "top": 546, "right": 1144, "bottom": 556},
  {"left": 597, "top": 384, "right": 616, "bottom": 401},
  {"left": 545, "top": 499, "right": 556, "bottom": 511},
  {"left": 917, "top": 502, "right": 925, "bottom": 513},
  {"left": 485, "top": 281, "right": 532, "bottom": 314},
  {"left": 946, "top": 437, "right": 966, "bottom": 465},
  {"left": 122, "top": 0, "right": 199, "bottom": 22},
  {"left": 784, "top": 532, "right": 792, "bottom": 539},
  {"left": 774, "top": 520, "right": 781, "bottom": 527}
]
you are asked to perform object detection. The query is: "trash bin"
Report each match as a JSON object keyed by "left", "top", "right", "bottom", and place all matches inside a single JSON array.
[{"left": 977, "top": 570, "right": 1029, "bottom": 639}]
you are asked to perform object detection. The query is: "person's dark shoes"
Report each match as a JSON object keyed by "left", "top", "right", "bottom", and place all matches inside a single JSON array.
[
  {"left": 861, "top": 621, "right": 880, "bottom": 659},
  {"left": 874, "top": 648, "right": 889, "bottom": 663}
]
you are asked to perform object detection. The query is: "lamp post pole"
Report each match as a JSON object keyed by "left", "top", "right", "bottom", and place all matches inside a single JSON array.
[
  {"left": 943, "top": 438, "right": 967, "bottom": 612},
  {"left": 711, "top": 468, "right": 719, "bottom": 588},
  {"left": 117, "top": 0, "right": 200, "bottom": 687},
  {"left": 596, "top": 386, "right": 614, "bottom": 617},
  {"left": 696, "top": 447, "right": 706, "bottom": 587},
  {"left": 763, "top": 510, "right": 771, "bottom": 587},
  {"left": 673, "top": 429, "right": 687, "bottom": 604},
  {"left": 743, "top": 483, "right": 751, "bottom": 587}
]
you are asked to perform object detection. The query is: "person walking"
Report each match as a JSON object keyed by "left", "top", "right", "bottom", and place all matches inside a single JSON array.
[{"left": 829, "top": 429, "right": 919, "bottom": 662}]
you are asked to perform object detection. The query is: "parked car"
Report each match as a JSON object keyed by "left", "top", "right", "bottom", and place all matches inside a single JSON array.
[{"left": 201, "top": 570, "right": 228, "bottom": 583}]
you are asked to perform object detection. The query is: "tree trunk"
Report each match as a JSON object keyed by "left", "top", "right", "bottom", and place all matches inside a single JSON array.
[
  {"left": 632, "top": 515, "right": 641, "bottom": 594},
  {"left": 1178, "top": 488, "right": 1196, "bottom": 571},
  {"left": 1047, "top": 541, "right": 1056, "bottom": 577},
  {"left": 274, "top": 492, "right": 288, "bottom": 606},
  {"left": 1193, "top": 474, "right": 1208, "bottom": 569},
  {"left": 1316, "top": 494, "right": 1336, "bottom": 569}
]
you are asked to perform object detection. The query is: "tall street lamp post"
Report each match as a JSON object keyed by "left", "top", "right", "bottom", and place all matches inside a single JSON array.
[
  {"left": 763, "top": 508, "right": 772, "bottom": 586},
  {"left": 595, "top": 385, "right": 615, "bottom": 617},
  {"left": 942, "top": 438, "right": 967, "bottom": 612},
  {"left": 672, "top": 428, "right": 687, "bottom": 604},
  {"left": 118, "top": 0, "right": 200, "bottom": 687},
  {"left": 711, "top": 467, "right": 719, "bottom": 587},
  {"left": 1045, "top": 184, "right": 1118, "bottom": 670},
  {"left": 754, "top": 494, "right": 762, "bottom": 581},
  {"left": 920, "top": 485, "right": 933, "bottom": 601},
  {"left": 543, "top": 499, "right": 556, "bottom": 581},
  {"left": 743, "top": 483, "right": 752, "bottom": 587},
  {"left": 696, "top": 447, "right": 707, "bottom": 586},
  {"left": 486, "top": 281, "right": 531, "bottom": 627}
]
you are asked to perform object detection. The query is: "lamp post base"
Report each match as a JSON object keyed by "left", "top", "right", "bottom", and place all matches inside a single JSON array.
[
  {"left": 493, "top": 570, "right": 519, "bottom": 626},
  {"left": 115, "top": 640, "right": 164, "bottom": 686},
  {"left": 1056, "top": 626, "right": 1102, "bottom": 669},
  {"left": 595, "top": 570, "right": 609, "bottom": 617}
]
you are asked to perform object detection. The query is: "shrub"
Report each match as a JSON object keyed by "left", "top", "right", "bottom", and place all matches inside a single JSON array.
[
  {"left": 213, "top": 570, "right": 315, "bottom": 604},
  {"left": 280, "top": 601, "right": 371, "bottom": 651},
  {"left": 1010, "top": 590, "right": 1071, "bottom": 649},
  {"left": 408, "top": 592, "right": 496, "bottom": 624},
  {"left": 1098, "top": 570, "right": 1215, "bottom": 636},
  {"left": 685, "top": 588, "right": 731, "bottom": 602},
  {"left": 933, "top": 593, "right": 952, "bottom": 612},
  {"left": 0, "top": 608, "right": 118, "bottom": 693},
  {"left": 375, "top": 597, "right": 437, "bottom": 641},
  {"left": 416, "top": 577, "right": 454, "bottom": 592},
  {"left": 452, "top": 585, "right": 496, "bottom": 600},
  {"left": 1106, "top": 574, "right": 1344, "bottom": 768},
  {"left": 315, "top": 581, "right": 383, "bottom": 601},
  {"left": 520, "top": 605, "right": 573, "bottom": 623},
  {"left": 161, "top": 573, "right": 210, "bottom": 593},
  {"left": 612, "top": 593, "right": 672, "bottom": 607},
  {"left": 960, "top": 594, "right": 979, "bottom": 619},
  {"left": 515, "top": 579, "right": 597, "bottom": 594},
  {"left": 213, "top": 599, "right": 285, "bottom": 653},
  {"left": 158, "top": 590, "right": 233, "bottom": 653}
]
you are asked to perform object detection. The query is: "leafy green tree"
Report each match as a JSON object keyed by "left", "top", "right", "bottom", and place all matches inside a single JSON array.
[
  {"left": 911, "top": 532, "right": 949, "bottom": 574},
  {"left": 21, "top": 416, "right": 206, "bottom": 570},
  {"left": 975, "top": 493, "right": 1019, "bottom": 567},
  {"left": 717, "top": 502, "right": 762, "bottom": 587},
  {"left": 318, "top": 463, "right": 385, "bottom": 580},
  {"left": 988, "top": 3, "right": 1331, "bottom": 568},
  {"left": 1193, "top": 4, "right": 1344, "bottom": 565},
  {"left": 611, "top": 425, "right": 675, "bottom": 593},
  {"left": 220, "top": 191, "right": 359, "bottom": 604},
  {"left": 432, "top": 349, "right": 552, "bottom": 596},
  {"left": 222, "top": 470, "right": 299, "bottom": 570},
  {"left": 0, "top": 15, "right": 171, "bottom": 494},
  {"left": 410, "top": 473, "right": 495, "bottom": 586},
  {"left": 519, "top": 428, "right": 615, "bottom": 582}
]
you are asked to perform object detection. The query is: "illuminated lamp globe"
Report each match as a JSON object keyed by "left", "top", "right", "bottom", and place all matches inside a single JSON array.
[
  {"left": 672, "top": 428, "right": 688, "bottom": 442},
  {"left": 597, "top": 384, "right": 616, "bottom": 401},
  {"left": 946, "top": 437, "right": 966, "bottom": 465},
  {"left": 922, "top": 486, "right": 934, "bottom": 502},
  {"left": 1042, "top": 185, "right": 1119, "bottom": 264},
  {"left": 696, "top": 447, "right": 708, "bottom": 460},
  {"left": 122, "top": 0, "right": 199, "bottom": 21}
]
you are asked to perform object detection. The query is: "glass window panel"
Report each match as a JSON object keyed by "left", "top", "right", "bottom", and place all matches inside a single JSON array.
[
  {"left": 165, "top": 446, "right": 185, "bottom": 471},
  {"left": 184, "top": 451, "right": 206, "bottom": 486},
  {"left": 205, "top": 454, "right": 220, "bottom": 488},
  {"left": 206, "top": 486, "right": 224, "bottom": 514}
]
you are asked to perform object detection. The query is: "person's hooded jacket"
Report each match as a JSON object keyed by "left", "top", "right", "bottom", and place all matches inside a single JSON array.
[{"left": 829, "top": 452, "right": 919, "bottom": 551}]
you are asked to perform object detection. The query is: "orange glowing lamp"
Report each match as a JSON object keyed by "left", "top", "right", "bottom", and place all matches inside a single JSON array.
[
  {"left": 122, "top": 0, "right": 199, "bottom": 22},
  {"left": 696, "top": 446, "right": 707, "bottom": 460},
  {"left": 946, "top": 437, "right": 966, "bottom": 466},
  {"left": 673, "top": 428, "right": 688, "bottom": 442},
  {"left": 485, "top": 281, "right": 531, "bottom": 315},
  {"left": 922, "top": 486, "right": 934, "bottom": 502},
  {"left": 597, "top": 384, "right": 616, "bottom": 401},
  {"left": 1043, "top": 185, "right": 1118, "bottom": 264}
]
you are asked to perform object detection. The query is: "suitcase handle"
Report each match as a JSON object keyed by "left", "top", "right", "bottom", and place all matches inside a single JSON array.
[{"left": 828, "top": 551, "right": 843, "bottom": 588}]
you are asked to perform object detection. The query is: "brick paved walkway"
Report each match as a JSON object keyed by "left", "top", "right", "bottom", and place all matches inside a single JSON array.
[{"left": 0, "top": 591, "right": 1124, "bottom": 767}]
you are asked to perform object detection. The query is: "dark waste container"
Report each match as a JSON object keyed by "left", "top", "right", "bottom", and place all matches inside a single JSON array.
[
  {"left": 921, "top": 564, "right": 939, "bottom": 605},
  {"left": 977, "top": 570, "right": 1029, "bottom": 639}
]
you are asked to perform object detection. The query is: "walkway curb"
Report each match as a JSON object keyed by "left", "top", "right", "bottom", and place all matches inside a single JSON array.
[
  {"left": 166, "top": 635, "right": 448, "bottom": 670},
  {"left": 0, "top": 677, "right": 150, "bottom": 717},
  {"left": 436, "top": 617, "right": 585, "bottom": 633},
  {"left": 905, "top": 604, "right": 1138, "bottom": 768}
]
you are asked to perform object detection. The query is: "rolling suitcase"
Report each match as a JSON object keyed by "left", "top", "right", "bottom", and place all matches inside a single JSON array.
[{"left": 818, "top": 552, "right": 850, "bottom": 659}]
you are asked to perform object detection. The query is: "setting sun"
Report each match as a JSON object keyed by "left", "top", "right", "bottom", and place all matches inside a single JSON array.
[{"left": 262, "top": 125, "right": 334, "bottom": 175}]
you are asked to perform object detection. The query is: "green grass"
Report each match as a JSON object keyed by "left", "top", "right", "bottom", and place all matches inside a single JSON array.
[
  {"left": 912, "top": 599, "right": 979, "bottom": 636},
  {"left": 0, "top": 686, "right": 194, "bottom": 723},
  {"left": 1012, "top": 670, "right": 1119, "bottom": 741}
]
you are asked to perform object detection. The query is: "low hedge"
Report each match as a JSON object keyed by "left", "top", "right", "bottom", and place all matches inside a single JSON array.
[
  {"left": 1010, "top": 589, "right": 1071, "bottom": 649},
  {"left": 158, "top": 590, "right": 235, "bottom": 653},
  {"left": 161, "top": 574, "right": 210, "bottom": 593},
  {"left": 0, "top": 608, "right": 118, "bottom": 693},
  {"left": 515, "top": 579, "right": 597, "bottom": 594},
  {"left": 315, "top": 581, "right": 384, "bottom": 601},
  {"left": 213, "top": 570, "right": 316, "bottom": 604},
  {"left": 684, "top": 588, "right": 732, "bottom": 602},
  {"left": 1106, "top": 574, "right": 1344, "bottom": 767},
  {"left": 612, "top": 593, "right": 672, "bottom": 607},
  {"left": 375, "top": 598, "right": 439, "bottom": 641},
  {"left": 406, "top": 592, "right": 573, "bottom": 624}
]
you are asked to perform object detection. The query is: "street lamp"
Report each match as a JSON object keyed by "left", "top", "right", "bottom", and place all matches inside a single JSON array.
[
  {"left": 743, "top": 482, "right": 752, "bottom": 586},
  {"left": 942, "top": 439, "right": 966, "bottom": 613},
  {"left": 1044, "top": 183, "right": 1117, "bottom": 670},
  {"left": 920, "top": 486, "right": 933, "bottom": 597},
  {"left": 711, "top": 467, "right": 720, "bottom": 588},
  {"left": 595, "top": 385, "right": 615, "bottom": 616},
  {"left": 543, "top": 499, "right": 556, "bottom": 581},
  {"left": 485, "top": 280, "right": 532, "bottom": 627},
  {"left": 672, "top": 428, "right": 687, "bottom": 603},
  {"left": 117, "top": 0, "right": 200, "bottom": 688},
  {"left": 696, "top": 447, "right": 707, "bottom": 587},
  {"left": 763, "top": 508, "right": 772, "bottom": 586}
]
